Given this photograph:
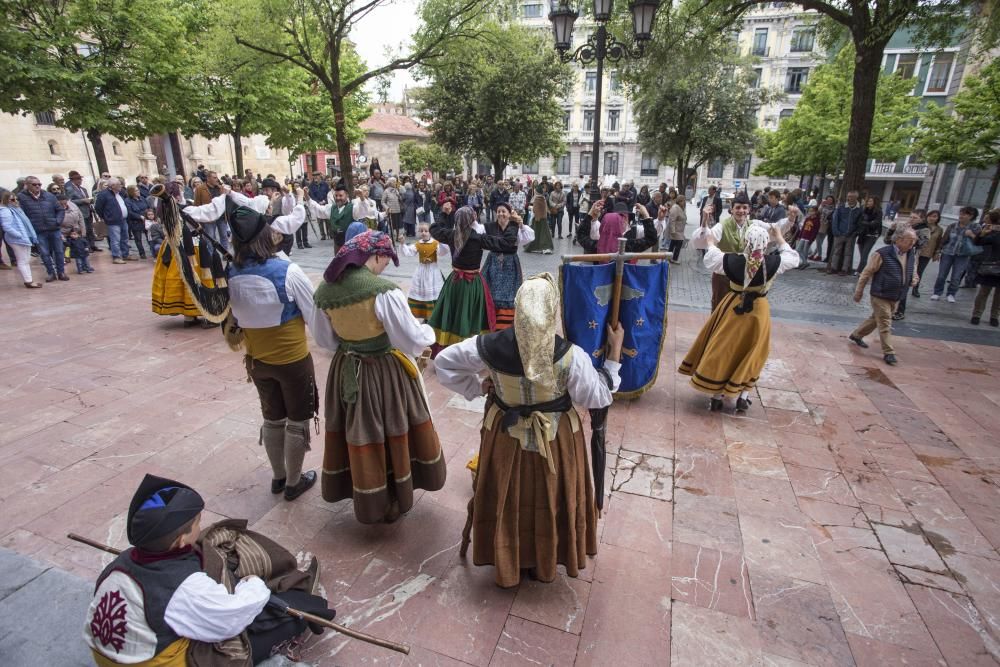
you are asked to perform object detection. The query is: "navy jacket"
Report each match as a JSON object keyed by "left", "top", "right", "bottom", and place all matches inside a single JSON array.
[
  {"left": 308, "top": 181, "right": 330, "bottom": 203},
  {"left": 831, "top": 204, "right": 863, "bottom": 237},
  {"left": 16, "top": 190, "right": 64, "bottom": 232},
  {"left": 124, "top": 196, "right": 149, "bottom": 224},
  {"left": 94, "top": 188, "right": 128, "bottom": 225}
]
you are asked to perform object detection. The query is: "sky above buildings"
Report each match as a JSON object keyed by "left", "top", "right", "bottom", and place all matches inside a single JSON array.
[{"left": 351, "top": 0, "right": 420, "bottom": 101}]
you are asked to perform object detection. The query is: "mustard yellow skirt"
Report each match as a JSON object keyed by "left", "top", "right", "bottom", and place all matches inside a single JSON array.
[
  {"left": 678, "top": 291, "right": 771, "bottom": 396},
  {"left": 151, "top": 242, "right": 200, "bottom": 317}
]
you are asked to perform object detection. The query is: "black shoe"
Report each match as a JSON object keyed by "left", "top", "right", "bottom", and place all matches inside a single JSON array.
[
  {"left": 892, "top": 312, "right": 905, "bottom": 321},
  {"left": 971, "top": 316, "right": 981, "bottom": 325},
  {"left": 735, "top": 396, "right": 752, "bottom": 412},
  {"left": 992, "top": 318, "right": 999, "bottom": 327},
  {"left": 911, "top": 288, "right": 920, "bottom": 298},
  {"left": 320, "top": 236, "right": 327, "bottom": 241},
  {"left": 303, "top": 243, "right": 313, "bottom": 248},
  {"left": 884, "top": 354, "right": 898, "bottom": 366},
  {"left": 271, "top": 478, "right": 286, "bottom": 494},
  {"left": 91, "top": 246, "right": 103, "bottom": 252},
  {"left": 45, "top": 274, "right": 55, "bottom": 283},
  {"left": 849, "top": 335, "right": 869, "bottom": 348},
  {"left": 297, "top": 244, "right": 304, "bottom": 250},
  {"left": 710, "top": 397, "right": 724, "bottom": 412},
  {"left": 284, "top": 470, "right": 317, "bottom": 501}
]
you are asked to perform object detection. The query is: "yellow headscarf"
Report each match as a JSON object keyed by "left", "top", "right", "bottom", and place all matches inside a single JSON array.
[{"left": 514, "top": 272, "right": 560, "bottom": 394}]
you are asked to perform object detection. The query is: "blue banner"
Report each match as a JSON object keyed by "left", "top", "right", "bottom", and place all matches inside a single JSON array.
[{"left": 560, "top": 261, "right": 669, "bottom": 397}]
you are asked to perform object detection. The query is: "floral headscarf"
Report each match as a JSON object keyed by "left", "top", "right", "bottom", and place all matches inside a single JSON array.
[
  {"left": 322, "top": 230, "right": 398, "bottom": 283},
  {"left": 743, "top": 225, "right": 770, "bottom": 289}
]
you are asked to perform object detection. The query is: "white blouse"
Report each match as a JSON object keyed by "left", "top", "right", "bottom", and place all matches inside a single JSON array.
[
  {"left": 702, "top": 240, "right": 800, "bottom": 277},
  {"left": 434, "top": 336, "right": 622, "bottom": 408},
  {"left": 163, "top": 572, "right": 270, "bottom": 643},
  {"left": 182, "top": 191, "right": 304, "bottom": 237},
  {"left": 310, "top": 288, "right": 435, "bottom": 358}
]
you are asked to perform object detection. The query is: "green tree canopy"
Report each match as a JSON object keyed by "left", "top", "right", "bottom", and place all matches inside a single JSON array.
[
  {"left": 416, "top": 21, "right": 572, "bottom": 178},
  {"left": 398, "top": 140, "right": 463, "bottom": 177},
  {"left": 0, "top": 0, "right": 195, "bottom": 173},
  {"left": 754, "top": 45, "right": 920, "bottom": 189},
  {"left": 233, "top": 0, "right": 491, "bottom": 188},
  {"left": 916, "top": 59, "right": 1000, "bottom": 210},
  {"left": 624, "top": 0, "right": 773, "bottom": 189}
]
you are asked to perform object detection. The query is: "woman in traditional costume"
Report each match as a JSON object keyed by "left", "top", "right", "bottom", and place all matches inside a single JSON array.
[
  {"left": 311, "top": 231, "right": 446, "bottom": 524},
  {"left": 399, "top": 221, "right": 450, "bottom": 320},
  {"left": 679, "top": 224, "right": 799, "bottom": 413},
  {"left": 525, "top": 191, "right": 554, "bottom": 254},
  {"left": 434, "top": 274, "right": 623, "bottom": 588},
  {"left": 481, "top": 202, "right": 534, "bottom": 330},
  {"left": 428, "top": 206, "right": 517, "bottom": 348}
]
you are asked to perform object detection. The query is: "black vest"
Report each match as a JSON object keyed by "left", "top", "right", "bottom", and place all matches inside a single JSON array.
[
  {"left": 870, "top": 245, "right": 915, "bottom": 302},
  {"left": 88, "top": 548, "right": 202, "bottom": 659},
  {"left": 722, "top": 253, "right": 783, "bottom": 289},
  {"left": 477, "top": 327, "right": 572, "bottom": 374}
]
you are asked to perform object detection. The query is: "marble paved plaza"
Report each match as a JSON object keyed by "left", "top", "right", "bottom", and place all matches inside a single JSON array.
[{"left": 2, "top": 251, "right": 1000, "bottom": 666}]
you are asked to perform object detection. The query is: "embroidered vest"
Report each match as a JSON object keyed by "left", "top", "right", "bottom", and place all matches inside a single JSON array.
[
  {"left": 314, "top": 267, "right": 398, "bottom": 344},
  {"left": 84, "top": 549, "right": 202, "bottom": 664},
  {"left": 416, "top": 240, "right": 439, "bottom": 264}
]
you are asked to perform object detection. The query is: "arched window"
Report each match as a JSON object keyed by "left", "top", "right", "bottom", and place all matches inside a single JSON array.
[
  {"left": 47, "top": 140, "right": 59, "bottom": 156},
  {"left": 111, "top": 141, "right": 120, "bottom": 156},
  {"left": 242, "top": 144, "right": 248, "bottom": 155},
  {"left": 207, "top": 144, "right": 213, "bottom": 156}
]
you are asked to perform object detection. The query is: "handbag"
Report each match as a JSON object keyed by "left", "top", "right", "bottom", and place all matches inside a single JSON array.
[
  {"left": 961, "top": 235, "right": 984, "bottom": 256},
  {"left": 416, "top": 206, "right": 425, "bottom": 216},
  {"left": 978, "top": 260, "right": 1000, "bottom": 277}
]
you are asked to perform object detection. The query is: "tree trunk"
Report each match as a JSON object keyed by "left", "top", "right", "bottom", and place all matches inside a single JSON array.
[
  {"left": 984, "top": 162, "right": 1000, "bottom": 218},
  {"left": 87, "top": 129, "right": 109, "bottom": 176},
  {"left": 492, "top": 158, "right": 507, "bottom": 181},
  {"left": 330, "top": 92, "right": 354, "bottom": 191},
  {"left": 841, "top": 43, "right": 887, "bottom": 196},
  {"left": 232, "top": 121, "right": 244, "bottom": 177}
]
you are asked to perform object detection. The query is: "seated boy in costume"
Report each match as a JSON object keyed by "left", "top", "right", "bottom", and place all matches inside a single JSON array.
[{"left": 84, "top": 474, "right": 335, "bottom": 666}]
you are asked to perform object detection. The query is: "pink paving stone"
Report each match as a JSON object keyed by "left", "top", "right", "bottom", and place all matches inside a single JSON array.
[
  {"left": 673, "top": 448, "right": 734, "bottom": 497},
  {"left": 757, "top": 387, "right": 810, "bottom": 413},
  {"left": 893, "top": 565, "right": 965, "bottom": 595},
  {"left": 941, "top": 552, "right": 1000, "bottom": 639},
  {"left": 845, "top": 633, "right": 947, "bottom": 667},
  {"left": 727, "top": 441, "right": 788, "bottom": 479},
  {"left": 490, "top": 616, "right": 580, "bottom": 667},
  {"left": 765, "top": 407, "right": 821, "bottom": 436},
  {"left": 739, "top": 511, "right": 825, "bottom": 585},
  {"left": 842, "top": 467, "right": 908, "bottom": 511},
  {"left": 670, "top": 542, "right": 754, "bottom": 620},
  {"left": 871, "top": 522, "right": 947, "bottom": 572},
  {"left": 905, "top": 584, "right": 1000, "bottom": 667},
  {"left": 577, "top": 544, "right": 670, "bottom": 667},
  {"left": 510, "top": 573, "right": 591, "bottom": 635},
  {"left": 772, "top": 431, "right": 840, "bottom": 472},
  {"left": 750, "top": 570, "right": 855, "bottom": 667},
  {"left": 731, "top": 471, "right": 798, "bottom": 517},
  {"left": 600, "top": 490, "right": 672, "bottom": 556},
  {"left": 888, "top": 477, "right": 998, "bottom": 558},
  {"left": 785, "top": 463, "right": 859, "bottom": 507},
  {"left": 672, "top": 488, "right": 743, "bottom": 553},
  {"left": 670, "top": 601, "right": 763, "bottom": 666},
  {"left": 722, "top": 415, "right": 779, "bottom": 446}
]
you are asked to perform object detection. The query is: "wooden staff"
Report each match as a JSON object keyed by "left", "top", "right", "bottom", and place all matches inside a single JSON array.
[{"left": 67, "top": 533, "right": 410, "bottom": 655}]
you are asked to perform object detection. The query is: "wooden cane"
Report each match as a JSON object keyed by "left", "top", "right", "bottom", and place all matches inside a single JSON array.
[{"left": 67, "top": 533, "right": 411, "bottom": 655}]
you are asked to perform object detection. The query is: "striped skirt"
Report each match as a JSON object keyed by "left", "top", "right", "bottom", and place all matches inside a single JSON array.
[{"left": 482, "top": 252, "right": 522, "bottom": 331}]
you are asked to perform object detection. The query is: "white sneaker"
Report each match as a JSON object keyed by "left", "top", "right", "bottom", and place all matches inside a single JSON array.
[
  {"left": 930, "top": 294, "right": 940, "bottom": 301},
  {"left": 947, "top": 295, "right": 956, "bottom": 303}
]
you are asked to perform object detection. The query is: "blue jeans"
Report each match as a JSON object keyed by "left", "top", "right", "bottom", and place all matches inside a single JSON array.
[
  {"left": 106, "top": 222, "right": 130, "bottom": 258},
  {"left": 35, "top": 230, "right": 65, "bottom": 277},
  {"left": 201, "top": 220, "right": 230, "bottom": 251},
  {"left": 934, "top": 254, "right": 971, "bottom": 297}
]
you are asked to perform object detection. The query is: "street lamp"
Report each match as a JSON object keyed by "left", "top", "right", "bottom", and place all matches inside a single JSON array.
[{"left": 549, "top": 0, "right": 661, "bottom": 201}]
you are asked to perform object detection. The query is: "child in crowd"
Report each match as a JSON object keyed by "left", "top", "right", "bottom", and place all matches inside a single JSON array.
[
  {"left": 145, "top": 208, "right": 164, "bottom": 257},
  {"left": 83, "top": 474, "right": 336, "bottom": 666},
  {"left": 67, "top": 229, "right": 93, "bottom": 273},
  {"left": 399, "top": 221, "right": 449, "bottom": 320}
]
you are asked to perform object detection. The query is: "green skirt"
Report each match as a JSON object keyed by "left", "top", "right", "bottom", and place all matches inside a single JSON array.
[
  {"left": 428, "top": 270, "right": 496, "bottom": 346},
  {"left": 525, "top": 215, "right": 554, "bottom": 253}
]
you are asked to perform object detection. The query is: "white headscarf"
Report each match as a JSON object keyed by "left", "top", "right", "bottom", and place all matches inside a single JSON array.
[
  {"left": 514, "top": 273, "right": 560, "bottom": 393},
  {"left": 743, "top": 226, "right": 770, "bottom": 289}
]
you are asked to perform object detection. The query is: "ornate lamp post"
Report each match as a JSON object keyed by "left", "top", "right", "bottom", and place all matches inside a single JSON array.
[{"left": 549, "top": 0, "right": 660, "bottom": 202}]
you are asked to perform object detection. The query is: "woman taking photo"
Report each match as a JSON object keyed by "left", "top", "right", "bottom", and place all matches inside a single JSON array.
[{"left": 0, "top": 192, "right": 41, "bottom": 288}]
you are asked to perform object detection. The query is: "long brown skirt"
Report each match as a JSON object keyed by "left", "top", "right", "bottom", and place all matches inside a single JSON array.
[
  {"left": 322, "top": 350, "right": 446, "bottom": 524},
  {"left": 471, "top": 406, "right": 597, "bottom": 588},
  {"left": 678, "top": 290, "right": 771, "bottom": 396}
]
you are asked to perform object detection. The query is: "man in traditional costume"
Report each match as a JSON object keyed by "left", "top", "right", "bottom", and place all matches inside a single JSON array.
[
  {"left": 434, "top": 274, "right": 623, "bottom": 588},
  {"left": 83, "top": 474, "right": 335, "bottom": 666},
  {"left": 679, "top": 224, "right": 799, "bottom": 413},
  {"left": 311, "top": 231, "right": 447, "bottom": 523},
  {"left": 691, "top": 192, "right": 788, "bottom": 310}
]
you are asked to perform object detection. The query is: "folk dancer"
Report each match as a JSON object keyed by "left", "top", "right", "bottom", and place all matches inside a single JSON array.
[
  {"left": 311, "top": 231, "right": 447, "bottom": 523},
  {"left": 435, "top": 274, "right": 623, "bottom": 588},
  {"left": 481, "top": 202, "right": 535, "bottom": 329},
  {"left": 399, "top": 221, "right": 450, "bottom": 320},
  {"left": 679, "top": 224, "right": 799, "bottom": 413}
]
